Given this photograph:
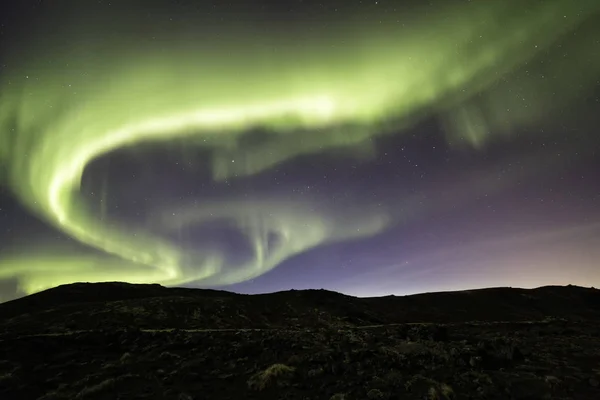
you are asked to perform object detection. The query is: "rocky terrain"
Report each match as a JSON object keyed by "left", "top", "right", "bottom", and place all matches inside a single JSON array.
[{"left": 1, "top": 282, "right": 599, "bottom": 399}]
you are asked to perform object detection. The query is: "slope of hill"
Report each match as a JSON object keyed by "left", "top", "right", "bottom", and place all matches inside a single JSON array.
[{"left": 1, "top": 283, "right": 599, "bottom": 399}]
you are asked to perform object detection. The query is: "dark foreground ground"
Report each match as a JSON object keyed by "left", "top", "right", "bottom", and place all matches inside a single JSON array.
[{"left": 1, "top": 283, "right": 600, "bottom": 399}]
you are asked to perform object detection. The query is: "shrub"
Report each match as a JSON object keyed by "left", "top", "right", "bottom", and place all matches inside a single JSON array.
[
  {"left": 247, "top": 363, "right": 295, "bottom": 391},
  {"left": 428, "top": 383, "right": 454, "bottom": 400}
]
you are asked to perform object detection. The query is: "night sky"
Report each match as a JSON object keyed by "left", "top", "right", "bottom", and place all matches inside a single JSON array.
[{"left": 0, "top": 0, "right": 599, "bottom": 302}]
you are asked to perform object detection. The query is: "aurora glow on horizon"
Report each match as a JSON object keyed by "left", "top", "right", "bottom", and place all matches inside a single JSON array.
[{"left": 0, "top": 0, "right": 599, "bottom": 300}]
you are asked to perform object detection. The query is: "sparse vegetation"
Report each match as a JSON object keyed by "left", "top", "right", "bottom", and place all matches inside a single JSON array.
[
  {"left": 76, "top": 378, "right": 116, "bottom": 398},
  {"left": 247, "top": 363, "right": 296, "bottom": 391},
  {"left": 119, "top": 352, "right": 131, "bottom": 363},
  {"left": 366, "top": 388, "right": 385, "bottom": 399},
  {"left": 428, "top": 383, "right": 454, "bottom": 400}
]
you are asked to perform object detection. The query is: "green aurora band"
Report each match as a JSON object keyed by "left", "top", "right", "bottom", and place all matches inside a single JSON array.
[{"left": 0, "top": 0, "right": 598, "bottom": 295}]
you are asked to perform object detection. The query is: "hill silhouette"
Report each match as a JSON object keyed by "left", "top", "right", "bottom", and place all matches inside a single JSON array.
[{"left": 1, "top": 283, "right": 599, "bottom": 399}]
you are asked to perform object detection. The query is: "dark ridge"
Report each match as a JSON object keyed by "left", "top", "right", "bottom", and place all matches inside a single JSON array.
[
  {"left": 1, "top": 282, "right": 599, "bottom": 334},
  {"left": 0, "top": 281, "right": 236, "bottom": 320},
  {"left": 2, "top": 282, "right": 600, "bottom": 399}
]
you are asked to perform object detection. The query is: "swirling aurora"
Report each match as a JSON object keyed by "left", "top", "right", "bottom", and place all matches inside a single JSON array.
[{"left": 0, "top": 0, "right": 599, "bottom": 299}]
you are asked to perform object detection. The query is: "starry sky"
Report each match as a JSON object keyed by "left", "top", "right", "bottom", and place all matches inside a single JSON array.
[{"left": 0, "top": 0, "right": 599, "bottom": 302}]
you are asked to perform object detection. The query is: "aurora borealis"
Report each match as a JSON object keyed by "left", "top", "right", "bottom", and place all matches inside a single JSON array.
[{"left": 0, "top": 0, "right": 599, "bottom": 302}]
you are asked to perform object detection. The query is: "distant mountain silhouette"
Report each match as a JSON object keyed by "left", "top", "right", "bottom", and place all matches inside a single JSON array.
[{"left": 1, "top": 282, "right": 599, "bottom": 334}]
